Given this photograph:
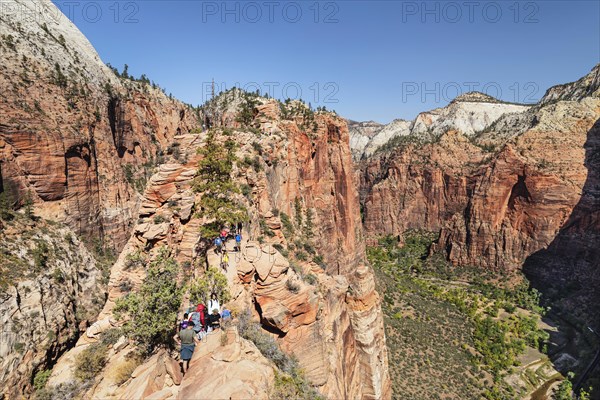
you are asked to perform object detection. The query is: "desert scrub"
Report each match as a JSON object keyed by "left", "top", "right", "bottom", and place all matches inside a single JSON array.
[
  {"left": 33, "top": 369, "right": 51, "bottom": 391},
  {"left": 187, "top": 266, "right": 231, "bottom": 305},
  {"left": 369, "top": 233, "right": 549, "bottom": 399},
  {"left": 74, "top": 343, "right": 108, "bottom": 381}
]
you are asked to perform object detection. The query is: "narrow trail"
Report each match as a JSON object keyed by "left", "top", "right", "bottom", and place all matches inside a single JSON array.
[{"left": 206, "top": 235, "right": 247, "bottom": 287}]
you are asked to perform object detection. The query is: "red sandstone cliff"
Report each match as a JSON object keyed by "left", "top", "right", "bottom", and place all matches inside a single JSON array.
[
  {"left": 46, "top": 97, "right": 390, "bottom": 399},
  {"left": 359, "top": 65, "right": 600, "bottom": 328},
  {"left": 0, "top": 0, "right": 198, "bottom": 250}
]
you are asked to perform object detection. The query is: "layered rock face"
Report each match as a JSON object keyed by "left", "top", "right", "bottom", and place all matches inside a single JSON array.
[
  {"left": 350, "top": 92, "right": 530, "bottom": 161},
  {"left": 359, "top": 65, "right": 600, "bottom": 325},
  {"left": 49, "top": 99, "right": 390, "bottom": 399},
  {"left": 0, "top": 0, "right": 198, "bottom": 250},
  {"left": 0, "top": 216, "right": 105, "bottom": 399},
  {"left": 2, "top": 2, "right": 391, "bottom": 398}
]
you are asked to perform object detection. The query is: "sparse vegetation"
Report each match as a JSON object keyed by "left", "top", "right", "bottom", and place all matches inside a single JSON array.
[
  {"left": 33, "top": 369, "right": 51, "bottom": 391},
  {"left": 74, "top": 342, "right": 108, "bottom": 381},
  {"left": 124, "top": 250, "right": 147, "bottom": 271},
  {"left": 237, "top": 309, "right": 322, "bottom": 399},
  {"left": 369, "top": 232, "right": 550, "bottom": 399}
]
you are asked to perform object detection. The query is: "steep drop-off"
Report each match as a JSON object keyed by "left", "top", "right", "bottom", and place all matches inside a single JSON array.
[
  {"left": 357, "top": 65, "right": 600, "bottom": 395},
  {"left": 47, "top": 95, "right": 391, "bottom": 399}
]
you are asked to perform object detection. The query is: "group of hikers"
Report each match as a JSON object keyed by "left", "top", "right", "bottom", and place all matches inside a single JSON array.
[
  {"left": 175, "top": 292, "right": 232, "bottom": 374},
  {"left": 214, "top": 224, "right": 243, "bottom": 271},
  {"left": 175, "top": 223, "right": 243, "bottom": 374}
]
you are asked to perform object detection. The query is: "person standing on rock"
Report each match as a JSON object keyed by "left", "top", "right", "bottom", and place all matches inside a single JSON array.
[
  {"left": 208, "top": 293, "right": 220, "bottom": 318},
  {"left": 196, "top": 303, "right": 208, "bottom": 330},
  {"left": 220, "top": 229, "right": 228, "bottom": 245},
  {"left": 179, "top": 313, "right": 190, "bottom": 330},
  {"left": 208, "top": 309, "right": 221, "bottom": 331},
  {"left": 221, "top": 251, "right": 229, "bottom": 272},
  {"left": 177, "top": 321, "right": 199, "bottom": 375}
]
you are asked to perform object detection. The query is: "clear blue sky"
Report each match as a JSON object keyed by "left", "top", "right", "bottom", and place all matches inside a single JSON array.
[{"left": 53, "top": 0, "right": 600, "bottom": 123}]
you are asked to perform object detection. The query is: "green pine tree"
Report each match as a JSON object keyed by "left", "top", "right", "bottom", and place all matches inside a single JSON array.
[{"left": 193, "top": 129, "right": 248, "bottom": 237}]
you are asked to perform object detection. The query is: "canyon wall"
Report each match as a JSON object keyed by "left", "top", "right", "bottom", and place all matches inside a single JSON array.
[
  {"left": 358, "top": 65, "right": 600, "bottom": 328},
  {"left": 48, "top": 99, "right": 390, "bottom": 399},
  {"left": 0, "top": 0, "right": 198, "bottom": 251}
]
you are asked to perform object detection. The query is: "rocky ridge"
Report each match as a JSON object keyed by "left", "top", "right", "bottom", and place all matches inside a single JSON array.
[
  {"left": 350, "top": 92, "right": 531, "bottom": 160},
  {"left": 45, "top": 96, "right": 390, "bottom": 399}
]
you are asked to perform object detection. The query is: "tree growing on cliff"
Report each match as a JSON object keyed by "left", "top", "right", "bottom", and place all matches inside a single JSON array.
[
  {"left": 193, "top": 129, "right": 248, "bottom": 238},
  {"left": 188, "top": 266, "right": 230, "bottom": 305},
  {"left": 114, "top": 248, "right": 182, "bottom": 354}
]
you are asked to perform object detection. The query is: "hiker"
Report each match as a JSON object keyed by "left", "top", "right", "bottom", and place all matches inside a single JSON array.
[
  {"left": 235, "top": 233, "right": 242, "bottom": 252},
  {"left": 189, "top": 311, "right": 203, "bottom": 335},
  {"left": 221, "top": 251, "right": 229, "bottom": 271},
  {"left": 214, "top": 237, "right": 222, "bottom": 254},
  {"left": 177, "top": 321, "right": 199, "bottom": 374},
  {"left": 179, "top": 313, "right": 190, "bottom": 330},
  {"left": 208, "top": 293, "right": 220, "bottom": 315},
  {"left": 221, "top": 307, "right": 232, "bottom": 322},
  {"left": 208, "top": 309, "right": 221, "bottom": 330},
  {"left": 196, "top": 303, "right": 208, "bottom": 330},
  {"left": 220, "top": 229, "right": 228, "bottom": 244}
]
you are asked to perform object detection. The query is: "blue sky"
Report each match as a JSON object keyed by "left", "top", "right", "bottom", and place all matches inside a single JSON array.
[{"left": 53, "top": 0, "right": 600, "bottom": 123}]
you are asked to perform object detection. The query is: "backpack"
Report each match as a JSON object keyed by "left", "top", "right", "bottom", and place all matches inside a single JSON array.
[
  {"left": 215, "top": 238, "right": 222, "bottom": 246},
  {"left": 190, "top": 312, "right": 202, "bottom": 332},
  {"left": 196, "top": 304, "right": 208, "bottom": 326},
  {"left": 235, "top": 234, "right": 241, "bottom": 242}
]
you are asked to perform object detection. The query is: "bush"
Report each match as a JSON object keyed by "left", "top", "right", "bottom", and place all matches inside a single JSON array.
[
  {"left": 237, "top": 309, "right": 296, "bottom": 373},
  {"left": 113, "top": 355, "right": 141, "bottom": 385},
  {"left": 259, "top": 218, "right": 275, "bottom": 237},
  {"left": 153, "top": 215, "right": 167, "bottom": 224},
  {"left": 304, "top": 274, "right": 317, "bottom": 286},
  {"left": 286, "top": 278, "right": 301, "bottom": 293},
  {"left": 271, "top": 369, "right": 324, "bottom": 400},
  {"left": 35, "top": 381, "right": 92, "bottom": 400},
  {"left": 280, "top": 213, "right": 294, "bottom": 237},
  {"left": 240, "top": 184, "right": 251, "bottom": 197},
  {"left": 31, "top": 240, "right": 49, "bottom": 271},
  {"left": 295, "top": 250, "right": 307, "bottom": 261},
  {"left": 114, "top": 248, "right": 182, "bottom": 354},
  {"left": 33, "top": 369, "right": 51, "bottom": 391},
  {"left": 74, "top": 343, "right": 108, "bottom": 381},
  {"left": 188, "top": 266, "right": 231, "bottom": 305},
  {"left": 100, "top": 328, "right": 123, "bottom": 345},
  {"left": 313, "top": 255, "right": 327, "bottom": 270},
  {"left": 124, "top": 251, "right": 147, "bottom": 271}
]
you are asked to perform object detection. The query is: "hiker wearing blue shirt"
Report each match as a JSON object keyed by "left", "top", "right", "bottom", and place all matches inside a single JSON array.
[
  {"left": 235, "top": 233, "right": 242, "bottom": 252},
  {"left": 214, "top": 237, "right": 222, "bottom": 254}
]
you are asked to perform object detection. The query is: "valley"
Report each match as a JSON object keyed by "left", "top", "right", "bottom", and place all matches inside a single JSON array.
[{"left": 1, "top": 1, "right": 599, "bottom": 399}]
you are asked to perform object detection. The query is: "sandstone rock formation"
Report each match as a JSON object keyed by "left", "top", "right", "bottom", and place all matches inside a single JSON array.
[
  {"left": 0, "top": 0, "right": 198, "bottom": 251},
  {"left": 46, "top": 96, "right": 390, "bottom": 399},
  {"left": 350, "top": 92, "right": 530, "bottom": 161},
  {"left": 0, "top": 216, "right": 104, "bottom": 399},
  {"left": 359, "top": 64, "right": 600, "bottom": 329}
]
